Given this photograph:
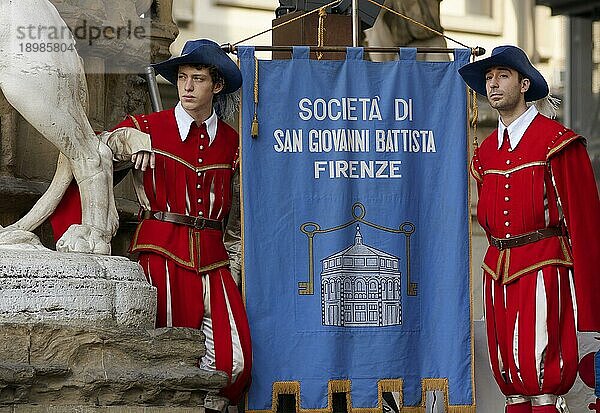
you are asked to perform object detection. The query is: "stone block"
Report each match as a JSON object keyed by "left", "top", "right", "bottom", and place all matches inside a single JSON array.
[
  {"left": 0, "top": 250, "right": 156, "bottom": 329},
  {"left": 0, "top": 323, "right": 226, "bottom": 407}
]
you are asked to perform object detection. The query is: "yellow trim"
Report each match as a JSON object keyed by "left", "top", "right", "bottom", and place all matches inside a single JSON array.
[
  {"left": 237, "top": 81, "right": 246, "bottom": 306},
  {"left": 496, "top": 249, "right": 505, "bottom": 278},
  {"left": 153, "top": 149, "right": 195, "bottom": 170},
  {"left": 547, "top": 135, "right": 580, "bottom": 159},
  {"left": 128, "top": 114, "right": 142, "bottom": 131},
  {"left": 153, "top": 149, "right": 232, "bottom": 173},
  {"left": 559, "top": 236, "right": 574, "bottom": 261},
  {"left": 131, "top": 224, "right": 196, "bottom": 268},
  {"left": 502, "top": 258, "right": 573, "bottom": 284},
  {"left": 247, "top": 379, "right": 476, "bottom": 413},
  {"left": 503, "top": 248, "right": 511, "bottom": 280},
  {"left": 199, "top": 260, "right": 230, "bottom": 273},
  {"left": 483, "top": 161, "right": 547, "bottom": 176},
  {"left": 198, "top": 164, "right": 232, "bottom": 171},
  {"left": 466, "top": 113, "right": 477, "bottom": 408},
  {"left": 470, "top": 160, "right": 482, "bottom": 183},
  {"left": 482, "top": 262, "right": 499, "bottom": 280},
  {"left": 483, "top": 235, "right": 574, "bottom": 284}
]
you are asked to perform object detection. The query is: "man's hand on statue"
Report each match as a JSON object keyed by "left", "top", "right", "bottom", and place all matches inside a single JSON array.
[
  {"left": 100, "top": 127, "right": 152, "bottom": 165},
  {"left": 132, "top": 151, "right": 156, "bottom": 171}
]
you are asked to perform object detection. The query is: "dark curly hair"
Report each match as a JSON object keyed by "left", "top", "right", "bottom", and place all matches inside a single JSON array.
[{"left": 193, "top": 64, "right": 225, "bottom": 92}]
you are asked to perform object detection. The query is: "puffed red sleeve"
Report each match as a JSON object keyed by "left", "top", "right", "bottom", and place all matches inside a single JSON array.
[{"left": 550, "top": 139, "right": 600, "bottom": 332}]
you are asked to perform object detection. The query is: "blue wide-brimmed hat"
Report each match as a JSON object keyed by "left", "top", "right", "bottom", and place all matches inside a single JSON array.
[
  {"left": 458, "top": 45, "right": 548, "bottom": 102},
  {"left": 152, "top": 39, "right": 242, "bottom": 94}
]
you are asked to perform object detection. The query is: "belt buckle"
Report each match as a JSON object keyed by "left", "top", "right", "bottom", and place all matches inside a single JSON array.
[
  {"left": 194, "top": 216, "right": 206, "bottom": 230},
  {"left": 497, "top": 238, "right": 506, "bottom": 250}
]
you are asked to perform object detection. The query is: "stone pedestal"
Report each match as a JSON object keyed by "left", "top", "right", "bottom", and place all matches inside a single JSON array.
[
  {"left": 0, "top": 250, "right": 155, "bottom": 328},
  {"left": 0, "top": 250, "right": 227, "bottom": 411}
]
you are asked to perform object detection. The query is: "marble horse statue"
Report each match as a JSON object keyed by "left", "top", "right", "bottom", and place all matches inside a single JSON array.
[{"left": 0, "top": 0, "right": 117, "bottom": 254}]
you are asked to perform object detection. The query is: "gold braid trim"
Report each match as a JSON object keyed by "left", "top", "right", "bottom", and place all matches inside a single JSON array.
[
  {"left": 128, "top": 114, "right": 142, "bottom": 131},
  {"left": 503, "top": 248, "right": 511, "bottom": 281},
  {"left": 496, "top": 249, "right": 505, "bottom": 279},
  {"left": 547, "top": 134, "right": 581, "bottom": 159},
  {"left": 198, "top": 260, "right": 230, "bottom": 273},
  {"left": 152, "top": 149, "right": 231, "bottom": 173},
  {"left": 502, "top": 258, "right": 573, "bottom": 284},
  {"left": 131, "top": 225, "right": 195, "bottom": 268},
  {"left": 469, "top": 159, "right": 482, "bottom": 183},
  {"left": 483, "top": 161, "right": 547, "bottom": 176},
  {"left": 560, "top": 236, "right": 574, "bottom": 261},
  {"left": 482, "top": 262, "right": 499, "bottom": 280},
  {"left": 482, "top": 237, "right": 574, "bottom": 284}
]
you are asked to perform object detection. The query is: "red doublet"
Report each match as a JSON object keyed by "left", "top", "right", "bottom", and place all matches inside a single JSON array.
[
  {"left": 116, "top": 109, "right": 251, "bottom": 404},
  {"left": 118, "top": 110, "right": 238, "bottom": 272},
  {"left": 471, "top": 113, "right": 600, "bottom": 400}
]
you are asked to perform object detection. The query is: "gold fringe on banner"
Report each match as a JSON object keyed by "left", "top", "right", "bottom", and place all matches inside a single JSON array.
[
  {"left": 272, "top": 381, "right": 301, "bottom": 413},
  {"left": 329, "top": 380, "right": 352, "bottom": 413},
  {"left": 421, "top": 378, "right": 449, "bottom": 411},
  {"left": 251, "top": 379, "right": 476, "bottom": 413},
  {"left": 379, "top": 378, "right": 404, "bottom": 409}
]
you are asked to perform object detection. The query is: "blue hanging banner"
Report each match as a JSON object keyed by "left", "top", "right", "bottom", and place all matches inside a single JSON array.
[{"left": 239, "top": 46, "right": 473, "bottom": 412}]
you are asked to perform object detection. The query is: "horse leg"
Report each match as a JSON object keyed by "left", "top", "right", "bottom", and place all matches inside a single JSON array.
[{"left": 0, "top": 62, "right": 118, "bottom": 254}]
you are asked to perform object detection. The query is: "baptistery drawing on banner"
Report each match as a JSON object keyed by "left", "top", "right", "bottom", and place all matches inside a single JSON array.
[
  {"left": 321, "top": 225, "right": 403, "bottom": 327},
  {"left": 299, "top": 202, "right": 415, "bottom": 328}
]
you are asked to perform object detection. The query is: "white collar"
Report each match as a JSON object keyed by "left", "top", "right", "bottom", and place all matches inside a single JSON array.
[
  {"left": 174, "top": 102, "right": 218, "bottom": 145},
  {"left": 497, "top": 105, "right": 538, "bottom": 150}
]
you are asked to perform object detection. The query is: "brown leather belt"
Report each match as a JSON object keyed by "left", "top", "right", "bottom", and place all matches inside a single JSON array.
[
  {"left": 141, "top": 210, "right": 222, "bottom": 230},
  {"left": 490, "top": 227, "right": 565, "bottom": 250}
]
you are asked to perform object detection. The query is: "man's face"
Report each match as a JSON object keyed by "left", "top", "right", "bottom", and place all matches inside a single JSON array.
[
  {"left": 485, "top": 66, "right": 529, "bottom": 112},
  {"left": 177, "top": 65, "right": 223, "bottom": 115}
]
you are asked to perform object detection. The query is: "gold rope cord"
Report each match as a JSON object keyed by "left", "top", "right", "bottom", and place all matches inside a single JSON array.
[
  {"left": 317, "top": 6, "right": 327, "bottom": 60},
  {"left": 251, "top": 56, "right": 259, "bottom": 138},
  {"left": 470, "top": 87, "right": 479, "bottom": 148}
]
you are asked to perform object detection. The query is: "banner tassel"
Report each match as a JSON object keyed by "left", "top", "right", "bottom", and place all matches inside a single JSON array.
[
  {"left": 251, "top": 56, "right": 259, "bottom": 138},
  {"left": 316, "top": 6, "right": 327, "bottom": 60}
]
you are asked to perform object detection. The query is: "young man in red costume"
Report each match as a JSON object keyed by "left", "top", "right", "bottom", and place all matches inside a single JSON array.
[
  {"left": 117, "top": 39, "right": 251, "bottom": 412},
  {"left": 459, "top": 46, "right": 600, "bottom": 412}
]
